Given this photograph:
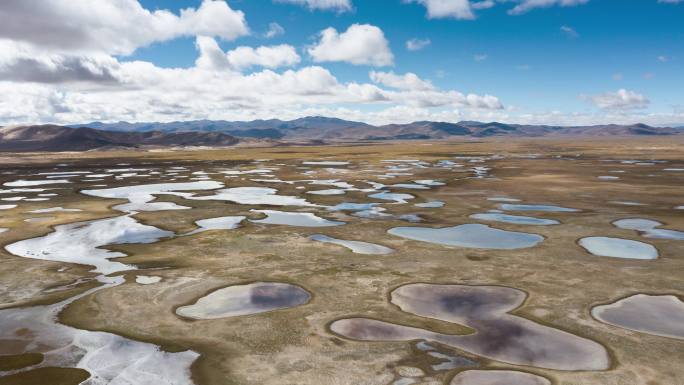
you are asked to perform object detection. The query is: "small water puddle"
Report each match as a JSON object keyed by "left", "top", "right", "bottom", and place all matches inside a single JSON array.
[
  {"left": 388, "top": 224, "right": 543, "bottom": 249},
  {"left": 250, "top": 210, "right": 344, "bottom": 227},
  {"left": 136, "top": 275, "right": 162, "bottom": 285},
  {"left": 27, "top": 207, "right": 82, "bottom": 214},
  {"left": 82, "top": 181, "right": 223, "bottom": 212},
  {"left": 414, "top": 201, "right": 444, "bottom": 208},
  {"left": 302, "top": 161, "right": 350, "bottom": 166},
  {"left": 309, "top": 234, "right": 393, "bottom": 255},
  {"left": 592, "top": 294, "right": 684, "bottom": 339},
  {"left": 188, "top": 186, "right": 317, "bottom": 207},
  {"left": 613, "top": 218, "right": 684, "bottom": 240},
  {"left": 500, "top": 204, "right": 579, "bottom": 212},
  {"left": 185, "top": 216, "right": 246, "bottom": 236},
  {"left": 578, "top": 237, "right": 658, "bottom": 260},
  {"left": 369, "top": 192, "right": 415, "bottom": 204},
  {"left": 450, "top": 370, "right": 551, "bottom": 385},
  {"left": 176, "top": 282, "right": 310, "bottom": 319},
  {"left": 470, "top": 213, "right": 559, "bottom": 226},
  {"left": 4, "top": 179, "right": 71, "bottom": 187}
]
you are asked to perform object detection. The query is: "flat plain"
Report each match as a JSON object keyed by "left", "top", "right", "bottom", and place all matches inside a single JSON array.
[{"left": 1, "top": 137, "right": 683, "bottom": 385}]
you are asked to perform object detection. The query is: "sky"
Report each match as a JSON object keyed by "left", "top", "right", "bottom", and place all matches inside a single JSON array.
[{"left": 0, "top": 0, "right": 682, "bottom": 126}]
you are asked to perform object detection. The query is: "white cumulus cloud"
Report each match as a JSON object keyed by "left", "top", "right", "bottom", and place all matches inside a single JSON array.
[
  {"left": 0, "top": 39, "right": 504, "bottom": 126},
  {"left": 0, "top": 40, "right": 121, "bottom": 83},
  {"left": 560, "top": 25, "right": 579, "bottom": 38},
  {"left": 370, "top": 70, "right": 502, "bottom": 109},
  {"left": 195, "top": 36, "right": 232, "bottom": 70},
  {"left": 407, "top": 0, "right": 476, "bottom": 20},
  {"left": 370, "top": 71, "right": 435, "bottom": 91},
  {"left": 308, "top": 24, "right": 394, "bottom": 66},
  {"left": 586, "top": 89, "right": 650, "bottom": 110},
  {"left": 508, "top": 0, "right": 590, "bottom": 15},
  {"left": 227, "top": 45, "right": 301, "bottom": 70},
  {"left": 0, "top": 0, "right": 512, "bottom": 126},
  {"left": 265, "top": 22, "right": 285, "bottom": 38},
  {"left": 275, "top": 0, "right": 352, "bottom": 12},
  {"left": 195, "top": 37, "right": 300, "bottom": 71},
  {"left": 0, "top": 0, "right": 249, "bottom": 56},
  {"left": 406, "top": 38, "right": 432, "bottom": 51}
]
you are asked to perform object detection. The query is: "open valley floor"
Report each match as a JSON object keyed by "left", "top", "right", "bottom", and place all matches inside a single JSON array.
[{"left": 0, "top": 137, "right": 683, "bottom": 385}]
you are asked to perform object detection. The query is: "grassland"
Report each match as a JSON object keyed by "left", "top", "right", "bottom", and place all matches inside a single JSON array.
[{"left": 1, "top": 137, "right": 683, "bottom": 385}]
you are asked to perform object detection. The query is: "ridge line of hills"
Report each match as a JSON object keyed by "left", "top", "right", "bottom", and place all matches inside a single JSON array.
[
  {"left": 0, "top": 116, "right": 682, "bottom": 152},
  {"left": 73, "top": 116, "right": 682, "bottom": 141}
]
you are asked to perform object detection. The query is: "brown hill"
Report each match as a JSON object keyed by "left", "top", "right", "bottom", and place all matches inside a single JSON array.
[
  {"left": 0, "top": 125, "right": 239, "bottom": 152},
  {"left": 75, "top": 117, "right": 681, "bottom": 141}
]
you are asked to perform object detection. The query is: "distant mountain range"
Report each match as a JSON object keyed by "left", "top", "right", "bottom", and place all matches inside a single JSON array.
[
  {"left": 0, "top": 125, "right": 238, "bottom": 152},
  {"left": 1, "top": 117, "right": 681, "bottom": 152},
  {"left": 74, "top": 116, "right": 682, "bottom": 141}
]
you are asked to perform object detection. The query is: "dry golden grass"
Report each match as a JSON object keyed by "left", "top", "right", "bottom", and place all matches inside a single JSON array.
[{"left": 1, "top": 137, "right": 683, "bottom": 385}]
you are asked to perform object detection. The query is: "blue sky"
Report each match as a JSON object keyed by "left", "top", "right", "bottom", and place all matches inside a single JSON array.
[{"left": 0, "top": 0, "right": 682, "bottom": 125}]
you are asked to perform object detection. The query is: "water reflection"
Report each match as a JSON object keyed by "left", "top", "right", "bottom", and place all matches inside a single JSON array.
[
  {"left": 388, "top": 224, "right": 543, "bottom": 249},
  {"left": 331, "top": 284, "right": 609, "bottom": 370},
  {"left": 579, "top": 236, "right": 658, "bottom": 260},
  {"left": 592, "top": 294, "right": 684, "bottom": 339},
  {"left": 176, "top": 282, "right": 310, "bottom": 319}
]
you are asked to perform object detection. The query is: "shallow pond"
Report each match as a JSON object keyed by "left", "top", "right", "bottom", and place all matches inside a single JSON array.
[
  {"left": 176, "top": 282, "right": 310, "bottom": 319},
  {"left": 24, "top": 217, "right": 55, "bottom": 223},
  {"left": 391, "top": 183, "right": 430, "bottom": 190},
  {"left": 306, "top": 179, "right": 356, "bottom": 189},
  {"left": 592, "top": 294, "right": 684, "bottom": 339},
  {"left": 302, "top": 161, "right": 350, "bottom": 166},
  {"left": 136, "top": 275, "right": 162, "bottom": 285},
  {"left": 487, "top": 197, "right": 520, "bottom": 202},
  {"left": 414, "top": 180, "right": 445, "bottom": 186},
  {"left": 189, "top": 186, "right": 317, "bottom": 207},
  {"left": 388, "top": 224, "right": 543, "bottom": 249},
  {"left": 5, "top": 215, "right": 174, "bottom": 274},
  {"left": 500, "top": 204, "right": 579, "bottom": 212},
  {"left": 579, "top": 236, "right": 658, "bottom": 260},
  {"left": 0, "top": 277, "right": 198, "bottom": 384},
  {"left": 186, "top": 216, "right": 246, "bottom": 235},
  {"left": 368, "top": 191, "right": 415, "bottom": 204},
  {"left": 220, "top": 169, "right": 274, "bottom": 175},
  {"left": 307, "top": 189, "right": 346, "bottom": 195},
  {"left": 613, "top": 218, "right": 684, "bottom": 240},
  {"left": 609, "top": 201, "right": 646, "bottom": 206},
  {"left": 450, "top": 370, "right": 551, "bottom": 385},
  {"left": 250, "top": 210, "right": 344, "bottom": 227},
  {"left": 470, "top": 213, "right": 559, "bottom": 226},
  {"left": 329, "top": 202, "right": 379, "bottom": 212},
  {"left": 330, "top": 283, "right": 609, "bottom": 370},
  {"left": 82, "top": 181, "right": 223, "bottom": 212},
  {"left": 414, "top": 201, "right": 444, "bottom": 208},
  {"left": 310, "top": 234, "right": 394, "bottom": 255},
  {"left": 3, "top": 179, "right": 71, "bottom": 187},
  {"left": 27, "top": 207, "right": 81, "bottom": 213},
  {"left": 353, "top": 206, "right": 392, "bottom": 219},
  {"left": 416, "top": 341, "right": 476, "bottom": 371}
]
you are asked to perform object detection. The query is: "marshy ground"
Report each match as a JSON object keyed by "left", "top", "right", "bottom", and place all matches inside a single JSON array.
[{"left": 0, "top": 137, "right": 683, "bottom": 385}]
